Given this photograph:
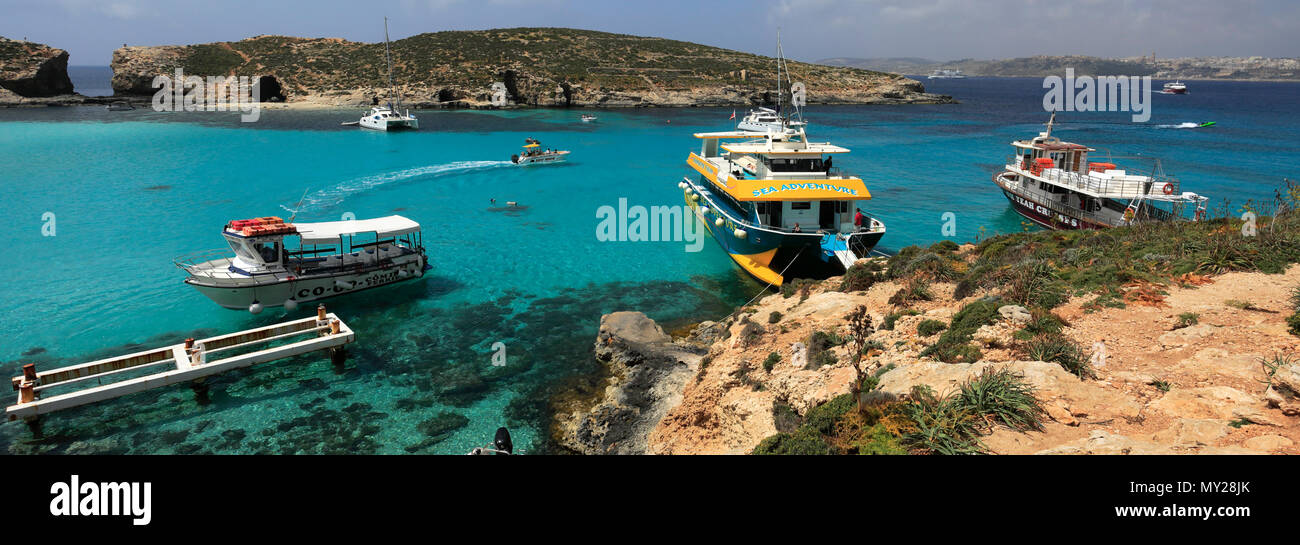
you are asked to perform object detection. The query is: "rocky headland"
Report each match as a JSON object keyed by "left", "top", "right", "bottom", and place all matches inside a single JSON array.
[
  {"left": 561, "top": 205, "right": 1300, "bottom": 454},
  {"left": 105, "top": 28, "right": 952, "bottom": 108},
  {"left": 0, "top": 37, "right": 93, "bottom": 106}
]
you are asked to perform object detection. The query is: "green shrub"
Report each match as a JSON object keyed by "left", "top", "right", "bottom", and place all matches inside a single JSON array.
[
  {"left": 881, "top": 309, "right": 920, "bottom": 330},
  {"left": 920, "top": 299, "right": 1000, "bottom": 363},
  {"left": 1175, "top": 312, "right": 1199, "bottom": 329},
  {"left": 853, "top": 423, "right": 908, "bottom": 455},
  {"left": 781, "top": 278, "right": 817, "bottom": 300},
  {"left": 768, "top": 311, "right": 783, "bottom": 324},
  {"left": 917, "top": 319, "right": 947, "bottom": 337},
  {"left": 901, "top": 385, "right": 983, "bottom": 455},
  {"left": 802, "top": 394, "right": 856, "bottom": 435},
  {"left": 805, "top": 330, "right": 846, "bottom": 369},
  {"left": 751, "top": 427, "right": 834, "bottom": 455},
  {"left": 888, "top": 279, "right": 934, "bottom": 306},
  {"left": 840, "top": 261, "right": 885, "bottom": 292},
  {"left": 1025, "top": 334, "right": 1092, "bottom": 378},
  {"left": 951, "top": 368, "right": 1046, "bottom": 433},
  {"left": 763, "top": 351, "right": 781, "bottom": 372}
]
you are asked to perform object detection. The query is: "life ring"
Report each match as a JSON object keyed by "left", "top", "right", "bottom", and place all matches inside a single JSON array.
[
  {"left": 1162, "top": 183, "right": 1174, "bottom": 195},
  {"left": 1123, "top": 208, "right": 1135, "bottom": 222},
  {"left": 1194, "top": 209, "right": 1205, "bottom": 221}
]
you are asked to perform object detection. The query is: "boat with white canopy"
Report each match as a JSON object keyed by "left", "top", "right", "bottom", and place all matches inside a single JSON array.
[{"left": 175, "top": 215, "right": 428, "bottom": 313}]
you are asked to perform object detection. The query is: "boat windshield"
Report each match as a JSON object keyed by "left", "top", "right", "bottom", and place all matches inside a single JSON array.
[{"left": 226, "top": 237, "right": 281, "bottom": 265}]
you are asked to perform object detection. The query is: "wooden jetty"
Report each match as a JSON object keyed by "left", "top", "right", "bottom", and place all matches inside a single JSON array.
[{"left": 7, "top": 305, "right": 355, "bottom": 428}]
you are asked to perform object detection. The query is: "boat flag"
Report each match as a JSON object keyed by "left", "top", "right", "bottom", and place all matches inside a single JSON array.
[{"left": 729, "top": 109, "right": 736, "bottom": 120}]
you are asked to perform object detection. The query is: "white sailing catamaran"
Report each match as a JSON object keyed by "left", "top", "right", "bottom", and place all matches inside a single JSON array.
[{"left": 353, "top": 17, "right": 418, "bottom": 131}]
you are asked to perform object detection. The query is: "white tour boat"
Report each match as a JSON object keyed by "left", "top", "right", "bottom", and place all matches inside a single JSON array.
[
  {"left": 354, "top": 17, "right": 418, "bottom": 131},
  {"left": 1161, "top": 81, "right": 1188, "bottom": 94},
  {"left": 581, "top": 114, "right": 597, "bottom": 122},
  {"left": 736, "top": 107, "right": 806, "bottom": 134},
  {"left": 993, "top": 114, "right": 1208, "bottom": 230},
  {"left": 175, "top": 215, "right": 428, "bottom": 313},
  {"left": 927, "top": 68, "right": 966, "bottom": 79},
  {"left": 510, "top": 138, "right": 570, "bottom": 165}
]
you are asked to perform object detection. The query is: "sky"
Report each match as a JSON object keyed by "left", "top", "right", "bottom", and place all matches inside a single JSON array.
[{"left": 2, "top": 0, "right": 1297, "bottom": 66}]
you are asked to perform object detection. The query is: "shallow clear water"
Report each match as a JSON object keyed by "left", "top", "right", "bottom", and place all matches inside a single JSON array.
[{"left": 1, "top": 77, "right": 1296, "bottom": 453}]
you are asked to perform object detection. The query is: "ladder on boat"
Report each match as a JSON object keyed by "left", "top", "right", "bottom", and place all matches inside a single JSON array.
[
  {"left": 7, "top": 305, "right": 355, "bottom": 428},
  {"left": 820, "top": 233, "right": 861, "bottom": 270}
]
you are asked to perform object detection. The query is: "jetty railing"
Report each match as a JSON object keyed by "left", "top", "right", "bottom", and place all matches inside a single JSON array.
[{"left": 7, "top": 305, "right": 355, "bottom": 427}]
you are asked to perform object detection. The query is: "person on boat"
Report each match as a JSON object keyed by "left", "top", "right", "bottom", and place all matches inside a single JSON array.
[
  {"left": 792, "top": 223, "right": 802, "bottom": 233},
  {"left": 854, "top": 208, "right": 866, "bottom": 230}
]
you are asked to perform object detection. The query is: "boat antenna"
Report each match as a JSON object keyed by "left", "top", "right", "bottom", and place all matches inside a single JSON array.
[
  {"left": 384, "top": 16, "right": 398, "bottom": 110},
  {"left": 288, "top": 188, "right": 309, "bottom": 223}
]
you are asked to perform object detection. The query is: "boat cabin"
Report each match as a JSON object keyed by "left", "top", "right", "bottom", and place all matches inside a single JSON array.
[
  {"left": 220, "top": 216, "right": 424, "bottom": 275},
  {"left": 690, "top": 131, "right": 878, "bottom": 234}
]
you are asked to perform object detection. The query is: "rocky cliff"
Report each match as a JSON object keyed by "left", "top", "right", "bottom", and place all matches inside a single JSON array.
[
  {"left": 108, "top": 28, "right": 952, "bottom": 107},
  {"left": 560, "top": 207, "right": 1300, "bottom": 454},
  {"left": 0, "top": 37, "right": 74, "bottom": 98}
]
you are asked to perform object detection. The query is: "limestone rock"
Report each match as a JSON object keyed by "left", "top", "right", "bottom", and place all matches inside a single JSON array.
[
  {"left": 1242, "top": 434, "right": 1293, "bottom": 452},
  {"left": 0, "top": 37, "right": 74, "bottom": 97},
  {"left": 1037, "top": 430, "right": 1258, "bottom": 455},
  {"left": 1148, "top": 418, "right": 1228, "bottom": 447},
  {"left": 1149, "top": 386, "right": 1259, "bottom": 419},
  {"left": 554, "top": 311, "right": 704, "bottom": 455},
  {"left": 1265, "top": 362, "right": 1300, "bottom": 415},
  {"left": 998, "top": 305, "right": 1032, "bottom": 324}
]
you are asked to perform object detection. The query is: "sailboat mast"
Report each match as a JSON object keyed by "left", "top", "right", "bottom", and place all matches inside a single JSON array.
[
  {"left": 775, "top": 29, "right": 783, "bottom": 120},
  {"left": 384, "top": 17, "right": 397, "bottom": 109}
]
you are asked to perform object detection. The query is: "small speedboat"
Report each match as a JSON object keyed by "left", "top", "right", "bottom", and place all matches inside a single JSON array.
[
  {"left": 174, "top": 215, "right": 428, "bottom": 313},
  {"left": 106, "top": 101, "right": 134, "bottom": 111},
  {"left": 581, "top": 114, "right": 597, "bottom": 122},
  {"left": 510, "top": 137, "right": 570, "bottom": 165},
  {"left": 1161, "top": 81, "right": 1188, "bottom": 94}
]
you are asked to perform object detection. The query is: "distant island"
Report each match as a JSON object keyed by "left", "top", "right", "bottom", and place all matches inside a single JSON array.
[
  {"left": 94, "top": 28, "right": 951, "bottom": 108},
  {"left": 820, "top": 55, "right": 1300, "bottom": 81}
]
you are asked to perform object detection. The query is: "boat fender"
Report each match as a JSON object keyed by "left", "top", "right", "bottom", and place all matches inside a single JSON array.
[
  {"left": 734, "top": 228, "right": 747, "bottom": 239},
  {"left": 335, "top": 280, "right": 354, "bottom": 290},
  {"left": 699, "top": 206, "right": 710, "bottom": 215},
  {"left": 283, "top": 298, "right": 298, "bottom": 311},
  {"left": 248, "top": 300, "right": 264, "bottom": 315},
  {"left": 715, "top": 217, "right": 725, "bottom": 227},
  {"left": 1162, "top": 183, "right": 1174, "bottom": 195}
]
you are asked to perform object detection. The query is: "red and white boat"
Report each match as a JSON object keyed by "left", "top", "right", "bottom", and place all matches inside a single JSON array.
[{"left": 993, "top": 114, "right": 1208, "bottom": 230}]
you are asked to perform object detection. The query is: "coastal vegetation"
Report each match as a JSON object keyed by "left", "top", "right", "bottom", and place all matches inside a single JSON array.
[{"left": 753, "top": 367, "right": 1045, "bottom": 455}]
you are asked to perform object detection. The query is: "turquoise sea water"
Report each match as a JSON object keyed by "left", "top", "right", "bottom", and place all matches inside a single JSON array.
[{"left": 1, "top": 77, "right": 1296, "bottom": 453}]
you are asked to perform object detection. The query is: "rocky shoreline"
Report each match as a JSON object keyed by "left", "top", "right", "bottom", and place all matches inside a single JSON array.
[{"left": 564, "top": 251, "right": 1300, "bottom": 455}]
